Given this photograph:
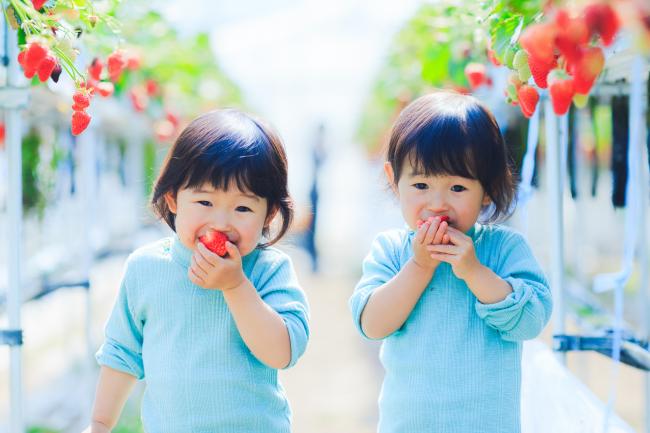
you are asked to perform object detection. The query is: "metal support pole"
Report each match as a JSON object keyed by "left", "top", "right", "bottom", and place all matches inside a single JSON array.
[
  {"left": 545, "top": 99, "right": 566, "bottom": 365},
  {"left": 627, "top": 55, "right": 650, "bottom": 433},
  {"left": 5, "top": 21, "right": 25, "bottom": 433}
]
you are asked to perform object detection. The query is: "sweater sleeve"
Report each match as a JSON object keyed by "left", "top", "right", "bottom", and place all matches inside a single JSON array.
[
  {"left": 255, "top": 252, "right": 310, "bottom": 369},
  {"left": 95, "top": 258, "right": 145, "bottom": 379},
  {"left": 474, "top": 231, "right": 553, "bottom": 342},
  {"left": 349, "top": 231, "right": 401, "bottom": 340}
]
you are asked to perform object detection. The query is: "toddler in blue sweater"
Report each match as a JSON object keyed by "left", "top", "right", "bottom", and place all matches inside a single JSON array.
[
  {"left": 349, "top": 91, "right": 552, "bottom": 433},
  {"left": 85, "top": 109, "right": 310, "bottom": 433}
]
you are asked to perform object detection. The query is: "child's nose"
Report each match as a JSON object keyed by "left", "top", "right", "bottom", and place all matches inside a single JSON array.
[
  {"left": 426, "top": 191, "right": 447, "bottom": 211},
  {"left": 209, "top": 211, "right": 231, "bottom": 231}
]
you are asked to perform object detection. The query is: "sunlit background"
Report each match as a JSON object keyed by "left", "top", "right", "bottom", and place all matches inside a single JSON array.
[{"left": 1, "top": 0, "right": 649, "bottom": 432}]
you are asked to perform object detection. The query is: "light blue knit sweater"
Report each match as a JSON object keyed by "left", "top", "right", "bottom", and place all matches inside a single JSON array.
[
  {"left": 349, "top": 223, "right": 552, "bottom": 433},
  {"left": 96, "top": 235, "right": 310, "bottom": 433}
]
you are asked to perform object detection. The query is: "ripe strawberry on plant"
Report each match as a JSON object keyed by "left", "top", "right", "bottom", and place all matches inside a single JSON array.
[
  {"left": 107, "top": 50, "right": 126, "bottom": 82},
  {"left": 464, "top": 63, "right": 487, "bottom": 89},
  {"left": 528, "top": 54, "right": 557, "bottom": 89},
  {"left": 71, "top": 110, "right": 91, "bottom": 136},
  {"left": 199, "top": 231, "right": 229, "bottom": 257},
  {"left": 31, "top": 0, "right": 47, "bottom": 10},
  {"left": 73, "top": 91, "right": 91, "bottom": 109},
  {"left": 569, "top": 46, "right": 604, "bottom": 94},
  {"left": 554, "top": 9, "right": 589, "bottom": 64},
  {"left": 517, "top": 85, "right": 539, "bottom": 118},
  {"left": 37, "top": 55, "right": 57, "bottom": 82},
  {"left": 518, "top": 22, "right": 558, "bottom": 64},
  {"left": 25, "top": 42, "right": 48, "bottom": 70},
  {"left": 548, "top": 69, "right": 575, "bottom": 115},
  {"left": 584, "top": 3, "right": 620, "bottom": 46},
  {"left": 96, "top": 82, "right": 114, "bottom": 97},
  {"left": 88, "top": 58, "right": 103, "bottom": 81},
  {"left": 129, "top": 87, "right": 148, "bottom": 112}
]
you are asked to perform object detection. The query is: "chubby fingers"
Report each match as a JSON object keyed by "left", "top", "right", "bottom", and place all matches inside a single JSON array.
[
  {"left": 432, "top": 220, "right": 448, "bottom": 244},
  {"left": 188, "top": 266, "right": 205, "bottom": 285}
]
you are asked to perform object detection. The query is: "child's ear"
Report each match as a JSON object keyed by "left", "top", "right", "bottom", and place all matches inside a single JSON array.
[
  {"left": 384, "top": 162, "right": 398, "bottom": 194},
  {"left": 481, "top": 193, "right": 492, "bottom": 206},
  {"left": 265, "top": 206, "right": 279, "bottom": 227},
  {"left": 164, "top": 192, "right": 178, "bottom": 214}
]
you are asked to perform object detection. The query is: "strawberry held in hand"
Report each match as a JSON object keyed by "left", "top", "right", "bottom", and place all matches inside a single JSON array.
[
  {"left": 417, "top": 215, "right": 449, "bottom": 229},
  {"left": 199, "top": 230, "right": 229, "bottom": 257}
]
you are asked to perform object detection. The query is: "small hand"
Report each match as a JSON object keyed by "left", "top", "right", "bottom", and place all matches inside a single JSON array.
[
  {"left": 426, "top": 225, "right": 482, "bottom": 280},
  {"left": 189, "top": 241, "right": 246, "bottom": 291},
  {"left": 412, "top": 217, "right": 450, "bottom": 270}
]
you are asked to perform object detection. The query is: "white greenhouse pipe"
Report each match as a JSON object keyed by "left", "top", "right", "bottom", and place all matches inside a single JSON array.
[
  {"left": 5, "top": 23, "right": 25, "bottom": 433},
  {"left": 544, "top": 99, "right": 566, "bottom": 365}
]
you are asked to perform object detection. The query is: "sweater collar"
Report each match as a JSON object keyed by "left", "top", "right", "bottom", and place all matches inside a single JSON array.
[{"left": 171, "top": 234, "right": 193, "bottom": 268}]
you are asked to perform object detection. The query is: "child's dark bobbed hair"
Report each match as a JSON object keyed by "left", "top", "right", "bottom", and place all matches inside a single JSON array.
[
  {"left": 386, "top": 91, "right": 516, "bottom": 222},
  {"left": 151, "top": 108, "right": 293, "bottom": 247}
]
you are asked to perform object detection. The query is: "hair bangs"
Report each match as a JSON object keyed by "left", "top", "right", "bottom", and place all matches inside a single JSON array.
[{"left": 404, "top": 114, "right": 479, "bottom": 180}]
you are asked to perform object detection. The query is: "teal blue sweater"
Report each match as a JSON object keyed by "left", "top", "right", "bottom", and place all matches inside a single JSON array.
[
  {"left": 96, "top": 235, "right": 310, "bottom": 433},
  {"left": 349, "top": 224, "right": 552, "bottom": 433}
]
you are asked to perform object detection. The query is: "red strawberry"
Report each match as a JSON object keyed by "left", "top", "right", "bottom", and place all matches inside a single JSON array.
[
  {"left": 548, "top": 70, "right": 575, "bottom": 115},
  {"left": 584, "top": 3, "right": 620, "bottom": 46},
  {"left": 126, "top": 53, "right": 141, "bottom": 70},
  {"left": 166, "top": 111, "right": 179, "bottom": 127},
  {"left": 145, "top": 79, "right": 159, "bottom": 96},
  {"left": 107, "top": 50, "right": 126, "bottom": 82},
  {"left": 199, "top": 231, "right": 229, "bottom": 257},
  {"left": 31, "top": 0, "right": 47, "bottom": 10},
  {"left": 96, "top": 81, "right": 114, "bottom": 97},
  {"left": 554, "top": 9, "right": 589, "bottom": 64},
  {"left": 37, "top": 54, "right": 56, "bottom": 82},
  {"left": 487, "top": 48, "right": 501, "bottom": 66},
  {"left": 416, "top": 216, "right": 449, "bottom": 229},
  {"left": 71, "top": 103, "right": 86, "bottom": 111},
  {"left": 464, "top": 63, "right": 488, "bottom": 89},
  {"left": 73, "top": 91, "right": 91, "bottom": 109},
  {"left": 25, "top": 42, "right": 47, "bottom": 70},
  {"left": 527, "top": 54, "right": 557, "bottom": 89},
  {"left": 129, "top": 87, "right": 148, "bottom": 112},
  {"left": 519, "top": 22, "right": 558, "bottom": 64},
  {"left": 50, "top": 63, "right": 62, "bottom": 82},
  {"left": 517, "top": 85, "right": 539, "bottom": 118},
  {"left": 17, "top": 50, "right": 26, "bottom": 66},
  {"left": 569, "top": 46, "right": 604, "bottom": 94},
  {"left": 88, "top": 58, "right": 103, "bottom": 81},
  {"left": 71, "top": 110, "right": 91, "bottom": 136}
]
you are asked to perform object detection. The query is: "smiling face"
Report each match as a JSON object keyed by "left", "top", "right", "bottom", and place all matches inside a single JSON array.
[
  {"left": 385, "top": 160, "right": 491, "bottom": 234},
  {"left": 165, "top": 183, "right": 272, "bottom": 256}
]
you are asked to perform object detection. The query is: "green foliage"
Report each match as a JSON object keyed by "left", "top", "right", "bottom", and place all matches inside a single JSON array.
[
  {"left": 143, "top": 139, "right": 157, "bottom": 198},
  {"left": 22, "top": 128, "right": 46, "bottom": 217},
  {"left": 357, "top": 2, "right": 487, "bottom": 153},
  {"left": 27, "top": 427, "right": 61, "bottom": 433},
  {"left": 356, "top": 0, "right": 552, "bottom": 153}
]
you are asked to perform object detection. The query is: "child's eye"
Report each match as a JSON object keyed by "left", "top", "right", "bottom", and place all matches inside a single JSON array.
[
  {"left": 236, "top": 206, "right": 252, "bottom": 212},
  {"left": 451, "top": 185, "right": 467, "bottom": 192},
  {"left": 413, "top": 183, "right": 428, "bottom": 190},
  {"left": 197, "top": 200, "right": 212, "bottom": 207}
]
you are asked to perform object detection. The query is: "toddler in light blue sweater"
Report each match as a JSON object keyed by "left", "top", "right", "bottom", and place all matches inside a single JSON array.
[
  {"left": 85, "top": 109, "right": 310, "bottom": 433},
  {"left": 350, "top": 91, "right": 552, "bottom": 433}
]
